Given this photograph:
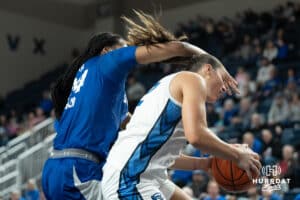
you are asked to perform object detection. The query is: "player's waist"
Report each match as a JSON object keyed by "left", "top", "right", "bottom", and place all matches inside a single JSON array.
[{"left": 49, "top": 148, "right": 103, "bottom": 164}]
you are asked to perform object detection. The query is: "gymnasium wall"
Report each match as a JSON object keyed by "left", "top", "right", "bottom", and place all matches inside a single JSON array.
[{"left": 0, "top": 10, "right": 90, "bottom": 96}]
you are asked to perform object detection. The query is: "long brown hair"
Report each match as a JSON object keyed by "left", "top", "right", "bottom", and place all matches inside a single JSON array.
[{"left": 122, "top": 10, "right": 187, "bottom": 46}]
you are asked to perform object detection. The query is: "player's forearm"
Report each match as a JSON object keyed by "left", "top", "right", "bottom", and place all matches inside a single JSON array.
[
  {"left": 136, "top": 41, "right": 207, "bottom": 64},
  {"left": 179, "top": 42, "right": 207, "bottom": 56},
  {"left": 170, "top": 154, "right": 211, "bottom": 171},
  {"left": 190, "top": 127, "right": 240, "bottom": 163}
]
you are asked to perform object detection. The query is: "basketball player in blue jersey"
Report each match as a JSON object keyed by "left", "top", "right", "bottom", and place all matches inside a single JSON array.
[
  {"left": 41, "top": 11, "right": 240, "bottom": 200},
  {"left": 101, "top": 54, "right": 262, "bottom": 200}
]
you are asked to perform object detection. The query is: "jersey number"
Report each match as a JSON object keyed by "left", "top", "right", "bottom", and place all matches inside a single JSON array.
[{"left": 65, "top": 65, "right": 88, "bottom": 110}]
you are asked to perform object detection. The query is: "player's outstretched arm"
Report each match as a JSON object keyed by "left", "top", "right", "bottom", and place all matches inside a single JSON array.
[
  {"left": 170, "top": 154, "right": 212, "bottom": 172},
  {"left": 135, "top": 41, "right": 206, "bottom": 65},
  {"left": 177, "top": 73, "right": 261, "bottom": 179}
]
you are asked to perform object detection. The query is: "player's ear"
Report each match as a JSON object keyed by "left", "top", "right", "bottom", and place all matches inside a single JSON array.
[
  {"left": 203, "top": 64, "right": 213, "bottom": 77},
  {"left": 101, "top": 47, "right": 111, "bottom": 55}
]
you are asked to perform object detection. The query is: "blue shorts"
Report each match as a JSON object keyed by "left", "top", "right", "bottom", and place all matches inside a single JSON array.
[{"left": 42, "top": 158, "right": 103, "bottom": 200}]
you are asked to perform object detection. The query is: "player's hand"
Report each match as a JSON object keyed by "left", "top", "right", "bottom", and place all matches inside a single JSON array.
[
  {"left": 220, "top": 68, "right": 240, "bottom": 95},
  {"left": 235, "top": 145, "right": 261, "bottom": 180}
]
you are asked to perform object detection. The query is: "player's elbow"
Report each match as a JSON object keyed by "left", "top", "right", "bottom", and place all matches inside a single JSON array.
[{"left": 186, "top": 132, "right": 203, "bottom": 148}]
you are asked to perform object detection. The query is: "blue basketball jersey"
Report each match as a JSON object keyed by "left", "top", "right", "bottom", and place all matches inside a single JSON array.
[{"left": 53, "top": 46, "right": 137, "bottom": 159}]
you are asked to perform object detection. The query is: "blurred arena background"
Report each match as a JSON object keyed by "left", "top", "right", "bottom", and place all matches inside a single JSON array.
[{"left": 0, "top": 0, "right": 299, "bottom": 199}]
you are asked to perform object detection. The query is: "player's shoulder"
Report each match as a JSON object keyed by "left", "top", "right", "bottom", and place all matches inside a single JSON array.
[{"left": 174, "top": 71, "right": 205, "bottom": 86}]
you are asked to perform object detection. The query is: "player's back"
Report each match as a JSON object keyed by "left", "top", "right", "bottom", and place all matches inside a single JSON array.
[
  {"left": 106, "top": 72, "right": 187, "bottom": 175},
  {"left": 53, "top": 46, "right": 137, "bottom": 159}
]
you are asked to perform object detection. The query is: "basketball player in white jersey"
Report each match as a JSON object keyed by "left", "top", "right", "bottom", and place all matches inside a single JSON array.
[{"left": 101, "top": 54, "right": 261, "bottom": 200}]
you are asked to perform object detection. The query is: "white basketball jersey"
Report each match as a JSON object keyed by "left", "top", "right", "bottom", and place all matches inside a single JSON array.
[{"left": 106, "top": 73, "right": 187, "bottom": 177}]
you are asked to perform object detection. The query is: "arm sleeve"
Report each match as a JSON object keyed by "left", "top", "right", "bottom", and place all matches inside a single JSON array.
[{"left": 98, "top": 46, "right": 138, "bottom": 82}]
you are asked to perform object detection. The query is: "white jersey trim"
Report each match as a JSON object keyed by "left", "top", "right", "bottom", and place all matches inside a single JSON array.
[{"left": 167, "top": 74, "right": 182, "bottom": 107}]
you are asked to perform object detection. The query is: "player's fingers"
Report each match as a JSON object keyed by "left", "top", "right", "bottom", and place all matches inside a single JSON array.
[
  {"left": 228, "top": 74, "right": 238, "bottom": 85},
  {"left": 252, "top": 158, "right": 262, "bottom": 171},
  {"left": 250, "top": 162, "right": 260, "bottom": 178},
  {"left": 228, "top": 80, "right": 240, "bottom": 94},
  {"left": 224, "top": 82, "right": 232, "bottom": 96},
  {"left": 251, "top": 152, "right": 260, "bottom": 160},
  {"left": 245, "top": 168, "right": 253, "bottom": 180}
]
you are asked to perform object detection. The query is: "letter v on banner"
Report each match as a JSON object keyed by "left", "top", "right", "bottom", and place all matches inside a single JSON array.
[{"left": 6, "top": 34, "right": 20, "bottom": 51}]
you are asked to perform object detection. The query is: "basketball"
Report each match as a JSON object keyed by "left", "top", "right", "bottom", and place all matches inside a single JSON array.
[{"left": 211, "top": 157, "right": 258, "bottom": 193}]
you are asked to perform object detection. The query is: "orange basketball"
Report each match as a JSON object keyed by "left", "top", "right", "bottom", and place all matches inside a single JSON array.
[{"left": 211, "top": 157, "right": 258, "bottom": 193}]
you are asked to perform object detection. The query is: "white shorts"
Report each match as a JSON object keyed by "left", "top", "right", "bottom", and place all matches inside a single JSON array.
[{"left": 101, "top": 163, "right": 176, "bottom": 200}]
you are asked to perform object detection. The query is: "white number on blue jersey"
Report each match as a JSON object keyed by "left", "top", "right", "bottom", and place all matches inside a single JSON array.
[{"left": 65, "top": 65, "right": 88, "bottom": 110}]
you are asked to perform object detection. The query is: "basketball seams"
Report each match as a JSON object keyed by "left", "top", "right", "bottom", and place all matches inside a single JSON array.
[
  {"left": 214, "top": 159, "right": 233, "bottom": 182},
  {"left": 235, "top": 170, "right": 246, "bottom": 182},
  {"left": 218, "top": 180, "right": 252, "bottom": 187},
  {"left": 212, "top": 157, "right": 253, "bottom": 193},
  {"left": 230, "top": 161, "right": 236, "bottom": 191}
]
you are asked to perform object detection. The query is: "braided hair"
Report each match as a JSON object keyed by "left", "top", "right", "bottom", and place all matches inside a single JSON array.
[{"left": 52, "top": 32, "right": 122, "bottom": 119}]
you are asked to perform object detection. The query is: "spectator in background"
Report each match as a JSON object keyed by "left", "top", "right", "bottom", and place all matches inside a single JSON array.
[
  {"left": 261, "top": 129, "right": 282, "bottom": 164},
  {"left": 203, "top": 181, "right": 226, "bottom": 200},
  {"left": 189, "top": 170, "right": 209, "bottom": 198},
  {"left": 268, "top": 93, "right": 289, "bottom": 125},
  {"left": 276, "top": 39, "right": 289, "bottom": 59},
  {"left": 26, "top": 108, "right": 46, "bottom": 130},
  {"left": 35, "top": 108, "right": 45, "bottom": 124},
  {"left": 27, "top": 112, "right": 39, "bottom": 129},
  {"left": 232, "top": 97, "right": 255, "bottom": 131},
  {"left": 242, "top": 132, "right": 263, "bottom": 154},
  {"left": 286, "top": 68, "right": 298, "bottom": 83},
  {"left": 171, "top": 169, "right": 193, "bottom": 188},
  {"left": 238, "top": 73, "right": 257, "bottom": 98},
  {"left": 256, "top": 57, "right": 275, "bottom": 85},
  {"left": 289, "top": 93, "right": 300, "bottom": 122},
  {"left": 263, "top": 40, "right": 278, "bottom": 61},
  {"left": 6, "top": 116, "right": 20, "bottom": 139},
  {"left": 250, "top": 42, "right": 263, "bottom": 65},
  {"left": 284, "top": 79, "right": 298, "bottom": 101},
  {"left": 261, "top": 68, "right": 281, "bottom": 97},
  {"left": 275, "top": 28, "right": 285, "bottom": 43},
  {"left": 260, "top": 186, "right": 282, "bottom": 200},
  {"left": 0, "top": 115, "right": 8, "bottom": 146},
  {"left": 283, "top": 1, "right": 295, "bottom": 18},
  {"left": 248, "top": 113, "right": 265, "bottom": 135},
  {"left": 127, "top": 76, "right": 146, "bottom": 112},
  {"left": 24, "top": 179, "right": 39, "bottom": 200},
  {"left": 10, "top": 190, "right": 25, "bottom": 200},
  {"left": 222, "top": 99, "right": 238, "bottom": 126},
  {"left": 204, "top": 21, "right": 222, "bottom": 57},
  {"left": 235, "top": 67, "right": 248, "bottom": 86},
  {"left": 239, "top": 35, "right": 253, "bottom": 60},
  {"left": 279, "top": 145, "right": 295, "bottom": 178},
  {"left": 39, "top": 90, "right": 53, "bottom": 116},
  {"left": 206, "top": 104, "right": 219, "bottom": 127},
  {"left": 247, "top": 186, "right": 261, "bottom": 200}
]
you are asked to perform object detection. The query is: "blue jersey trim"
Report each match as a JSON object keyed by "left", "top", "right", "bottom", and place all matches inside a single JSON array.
[{"left": 117, "top": 100, "right": 181, "bottom": 199}]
